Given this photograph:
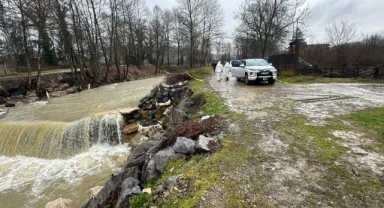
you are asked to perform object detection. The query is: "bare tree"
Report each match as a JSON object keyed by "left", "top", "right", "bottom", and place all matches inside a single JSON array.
[
  {"left": 177, "top": 0, "right": 204, "bottom": 67},
  {"left": 236, "top": 0, "right": 310, "bottom": 58},
  {"left": 150, "top": 5, "right": 165, "bottom": 74},
  {"left": 326, "top": 20, "right": 357, "bottom": 67},
  {"left": 172, "top": 8, "right": 185, "bottom": 66},
  {"left": 162, "top": 9, "right": 173, "bottom": 65},
  {"left": 199, "top": 0, "right": 223, "bottom": 66}
]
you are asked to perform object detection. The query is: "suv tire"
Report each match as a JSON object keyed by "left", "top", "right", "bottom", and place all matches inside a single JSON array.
[
  {"left": 268, "top": 78, "right": 275, "bottom": 85},
  {"left": 245, "top": 73, "right": 251, "bottom": 85}
]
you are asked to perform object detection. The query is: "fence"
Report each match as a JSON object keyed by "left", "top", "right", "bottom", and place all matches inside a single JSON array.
[
  {"left": 297, "top": 67, "right": 383, "bottom": 79},
  {"left": 274, "top": 62, "right": 384, "bottom": 79}
]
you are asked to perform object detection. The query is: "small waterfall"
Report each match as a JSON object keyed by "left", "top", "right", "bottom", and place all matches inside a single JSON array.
[
  {"left": 0, "top": 113, "right": 125, "bottom": 159},
  {"left": 97, "top": 113, "right": 124, "bottom": 145}
]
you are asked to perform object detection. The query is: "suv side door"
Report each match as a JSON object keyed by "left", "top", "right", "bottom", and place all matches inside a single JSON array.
[{"left": 230, "top": 60, "right": 243, "bottom": 77}]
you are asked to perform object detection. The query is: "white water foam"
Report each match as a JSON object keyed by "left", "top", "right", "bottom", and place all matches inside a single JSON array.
[{"left": 0, "top": 144, "right": 130, "bottom": 196}]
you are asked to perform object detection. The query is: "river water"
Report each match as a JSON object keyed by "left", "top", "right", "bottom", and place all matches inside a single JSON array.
[{"left": 0, "top": 77, "right": 164, "bottom": 208}]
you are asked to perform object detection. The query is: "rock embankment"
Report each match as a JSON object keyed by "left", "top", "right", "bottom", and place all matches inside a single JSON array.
[
  {"left": 0, "top": 73, "right": 80, "bottom": 112},
  {"left": 85, "top": 79, "right": 223, "bottom": 208}
]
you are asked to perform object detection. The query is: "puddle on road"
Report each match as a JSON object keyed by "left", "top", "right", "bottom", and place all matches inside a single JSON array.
[{"left": 209, "top": 76, "right": 384, "bottom": 124}]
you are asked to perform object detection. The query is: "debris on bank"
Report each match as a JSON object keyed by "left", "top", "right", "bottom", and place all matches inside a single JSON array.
[{"left": 85, "top": 73, "right": 226, "bottom": 208}]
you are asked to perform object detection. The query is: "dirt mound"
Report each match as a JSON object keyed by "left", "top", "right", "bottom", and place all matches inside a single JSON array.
[
  {"left": 162, "top": 65, "right": 190, "bottom": 73},
  {"left": 126, "top": 64, "right": 166, "bottom": 80},
  {"left": 165, "top": 73, "right": 193, "bottom": 85}
]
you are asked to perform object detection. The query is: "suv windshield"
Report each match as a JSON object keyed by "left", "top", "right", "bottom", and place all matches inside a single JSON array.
[{"left": 246, "top": 59, "right": 269, "bottom": 66}]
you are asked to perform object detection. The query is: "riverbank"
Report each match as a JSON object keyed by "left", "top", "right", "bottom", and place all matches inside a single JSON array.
[{"left": 79, "top": 69, "right": 229, "bottom": 207}]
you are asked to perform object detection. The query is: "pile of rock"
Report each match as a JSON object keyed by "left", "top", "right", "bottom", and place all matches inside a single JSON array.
[
  {"left": 44, "top": 75, "right": 80, "bottom": 98},
  {"left": 0, "top": 80, "right": 27, "bottom": 108},
  {"left": 119, "top": 81, "right": 190, "bottom": 147},
  {"left": 0, "top": 80, "right": 27, "bottom": 98},
  {"left": 139, "top": 81, "right": 188, "bottom": 120},
  {"left": 86, "top": 135, "right": 221, "bottom": 208},
  {"left": 86, "top": 81, "right": 224, "bottom": 208}
]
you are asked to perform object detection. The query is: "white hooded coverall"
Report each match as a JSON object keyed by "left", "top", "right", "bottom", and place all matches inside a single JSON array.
[
  {"left": 223, "top": 62, "right": 230, "bottom": 81},
  {"left": 216, "top": 61, "right": 223, "bottom": 81}
]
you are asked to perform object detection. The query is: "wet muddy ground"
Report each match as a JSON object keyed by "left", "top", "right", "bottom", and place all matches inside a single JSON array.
[{"left": 203, "top": 75, "right": 384, "bottom": 207}]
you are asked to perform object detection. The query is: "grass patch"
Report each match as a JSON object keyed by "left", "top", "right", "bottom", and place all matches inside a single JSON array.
[
  {"left": 189, "top": 81, "right": 238, "bottom": 118},
  {"left": 189, "top": 67, "right": 212, "bottom": 79},
  {"left": 348, "top": 108, "right": 384, "bottom": 134},
  {"left": 345, "top": 107, "right": 384, "bottom": 152},
  {"left": 0, "top": 70, "right": 62, "bottom": 78},
  {"left": 188, "top": 67, "right": 243, "bottom": 120},
  {"left": 277, "top": 115, "right": 348, "bottom": 161},
  {"left": 275, "top": 111, "right": 384, "bottom": 206},
  {"left": 129, "top": 193, "right": 153, "bottom": 208},
  {"left": 0, "top": 72, "right": 27, "bottom": 77},
  {"left": 278, "top": 76, "right": 384, "bottom": 84},
  {"left": 151, "top": 132, "right": 259, "bottom": 208}
]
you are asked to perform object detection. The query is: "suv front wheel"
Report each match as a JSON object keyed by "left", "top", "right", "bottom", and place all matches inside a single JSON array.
[
  {"left": 245, "top": 73, "right": 252, "bottom": 85},
  {"left": 268, "top": 78, "right": 275, "bottom": 85}
]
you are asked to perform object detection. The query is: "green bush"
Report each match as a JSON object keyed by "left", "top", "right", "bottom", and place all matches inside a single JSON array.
[{"left": 280, "top": 69, "right": 295, "bottom": 77}]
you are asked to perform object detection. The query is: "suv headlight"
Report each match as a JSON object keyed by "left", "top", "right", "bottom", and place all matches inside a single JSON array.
[
  {"left": 273, "top": 71, "right": 277, "bottom": 75},
  {"left": 248, "top": 68, "right": 257, "bottom": 72}
]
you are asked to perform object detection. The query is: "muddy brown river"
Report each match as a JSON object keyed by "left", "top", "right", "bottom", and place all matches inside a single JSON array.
[{"left": 0, "top": 77, "right": 163, "bottom": 208}]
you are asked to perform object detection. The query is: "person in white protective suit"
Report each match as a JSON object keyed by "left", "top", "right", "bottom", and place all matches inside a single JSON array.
[
  {"left": 216, "top": 61, "right": 223, "bottom": 81},
  {"left": 223, "top": 61, "right": 230, "bottom": 81}
]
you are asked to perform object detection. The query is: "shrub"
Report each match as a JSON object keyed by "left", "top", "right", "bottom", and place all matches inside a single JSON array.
[{"left": 280, "top": 69, "right": 295, "bottom": 77}]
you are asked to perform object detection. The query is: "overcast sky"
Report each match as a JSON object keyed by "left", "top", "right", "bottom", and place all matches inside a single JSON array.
[{"left": 146, "top": 0, "right": 384, "bottom": 44}]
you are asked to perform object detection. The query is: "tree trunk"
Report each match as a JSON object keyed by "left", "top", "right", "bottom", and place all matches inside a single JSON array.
[
  {"left": 19, "top": 1, "right": 32, "bottom": 88},
  {"left": 3, "top": 61, "right": 7, "bottom": 75},
  {"left": 37, "top": 44, "right": 42, "bottom": 91}
]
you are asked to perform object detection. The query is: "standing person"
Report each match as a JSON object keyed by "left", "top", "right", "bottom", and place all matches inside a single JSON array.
[
  {"left": 216, "top": 61, "right": 223, "bottom": 81},
  {"left": 211, "top": 60, "right": 217, "bottom": 74},
  {"left": 223, "top": 60, "right": 230, "bottom": 81}
]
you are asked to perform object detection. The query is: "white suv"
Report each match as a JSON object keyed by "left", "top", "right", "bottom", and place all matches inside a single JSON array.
[{"left": 230, "top": 59, "right": 277, "bottom": 85}]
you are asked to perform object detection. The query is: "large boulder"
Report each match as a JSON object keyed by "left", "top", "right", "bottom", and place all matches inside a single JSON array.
[
  {"left": 85, "top": 166, "right": 140, "bottom": 208},
  {"left": 123, "top": 123, "right": 138, "bottom": 135},
  {"left": 156, "top": 175, "right": 182, "bottom": 193},
  {"left": 115, "top": 177, "right": 141, "bottom": 208},
  {"left": 0, "top": 86, "right": 10, "bottom": 97},
  {"left": 126, "top": 141, "right": 161, "bottom": 168},
  {"left": 45, "top": 198, "right": 72, "bottom": 208},
  {"left": 65, "top": 86, "right": 77, "bottom": 94},
  {"left": 173, "top": 137, "right": 196, "bottom": 154},
  {"left": 118, "top": 107, "right": 139, "bottom": 115},
  {"left": 4, "top": 80, "right": 21, "bottom": 91},
  {"left": 2, "top": 80, "right": 26, "bottom": 97},
  {"left": 50, "top": 91, "right": 67, "bottom": 97},
  {"left": 58, "top": 83, "right": 70, "bottom": 90},
  {"left": 88, "top": 186, "right": 104, "bottom": 199},
  {"left": 138, "top": 120, "right": 162, "bottom": 137},
  {"left": 60, "top": 77, "right": 76, "bottom": 86},
  {"left": 0, "top": 97, "right": 6, "bottom": 105},
  {"left": 116, "top": 155, "right": 129, "bottom": 167},
  {"left": 196, "top": 135, "right": 215, "bottom": 152},
  {"left": 10, "top": 85, "right": 26, "bottom": 97},
  {"left": 144, "top": 148, "right": 181, "bottom": 180},
  {"left": 5, "top": 103, "right": 15, "bottom": 108}
]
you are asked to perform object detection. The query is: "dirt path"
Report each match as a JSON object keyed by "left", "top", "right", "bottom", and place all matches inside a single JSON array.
[
  {"left": 202, "top": 75, "right": 384, "bottom": 207},
  {"left": 0, "top": 68, "right": 72, "bottom": 79}
]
